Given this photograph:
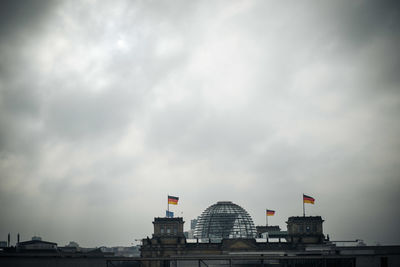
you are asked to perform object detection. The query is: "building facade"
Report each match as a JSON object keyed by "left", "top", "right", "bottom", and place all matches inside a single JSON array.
[{"left": 141, "top": 202, "right": 400, "bottom": 267}]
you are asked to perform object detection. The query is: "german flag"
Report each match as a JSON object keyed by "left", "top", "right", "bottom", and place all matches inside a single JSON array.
[
  {"left": 168, "top": 195, "right": 179, "bottom": 205},
  {"left": 266, "top": 209, "right": 275, "bottom": 216},
  {"left": 303, "top": 194, "right": 315, "bottom": 204}
]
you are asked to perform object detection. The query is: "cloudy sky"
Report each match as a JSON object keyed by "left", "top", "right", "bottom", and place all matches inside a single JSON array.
[{"left": 1, "top": 0, "right": 399, "bottom": 247}]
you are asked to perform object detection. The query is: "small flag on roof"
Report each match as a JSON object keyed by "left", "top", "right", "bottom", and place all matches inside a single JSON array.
[
  {"left": 168, "top": 195, "right": 179, "bottom": 205},
  {"left": 303, "top": 194, "right": 315, "bottom": 204},
  {"left": 266, "top": 209, "right": 275, "bottom": 216}
]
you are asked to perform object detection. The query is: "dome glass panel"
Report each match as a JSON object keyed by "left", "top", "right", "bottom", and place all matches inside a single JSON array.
[{"left": 194, "top": 201, "right": 256, "bottom": 239}]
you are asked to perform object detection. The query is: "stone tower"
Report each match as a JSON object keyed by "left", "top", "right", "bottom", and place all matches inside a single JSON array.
[{"left": 286, "top": 216, "right": 325, "bottom": 244}]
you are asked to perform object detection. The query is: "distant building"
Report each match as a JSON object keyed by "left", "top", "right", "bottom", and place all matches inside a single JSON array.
[
  {"left": 190, "top": 218, "right": 198, "bottom": 230},
  {"left": 184, "top": 218, "right": 199, "bottom": 238},
  {"left": 31, "top": 236, "right": 42, "bottom": 241},
  {"left": 66, "top": 241, "right": 79, "bottom": 247},
  {"left": 16, "top": 239, "right": 57, "bottom": 252},
  {"left": 1, "top": 237, "right": 114, "bottom": 267}
]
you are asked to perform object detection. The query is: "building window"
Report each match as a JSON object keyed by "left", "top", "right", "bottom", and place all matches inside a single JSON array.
[
  {"left": 174, "top": 228, "right": 177, "bottom": 234},
  {"left": 167, "top": 228, "right": 171, "bottom": 234},
  {"left": 306, "top": 226, "right": 310, "bottom": 232},
  {"left": 161, "top": 228, "right": 164, "bottom": 234},
  {"left": 299, "top": 225, "right": 304, "bottom": 232}
]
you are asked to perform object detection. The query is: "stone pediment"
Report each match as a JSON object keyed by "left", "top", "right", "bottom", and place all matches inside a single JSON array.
[{"left": 223, "top": 239, "right": 258, "bottom": 250}]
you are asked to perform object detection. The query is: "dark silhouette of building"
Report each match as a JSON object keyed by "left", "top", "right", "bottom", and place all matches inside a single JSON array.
[
  {"left": 17, "top": 239, "right": 57, "bottom": 252},
  {"left": 141, "top": 201, "right": 400, "bottom": 267},
  {"left": 2, "top": 201, "right": 400, "bottom": 266},
  {"left": 0, "top": 237, "right": 114, "bottom": 267}
]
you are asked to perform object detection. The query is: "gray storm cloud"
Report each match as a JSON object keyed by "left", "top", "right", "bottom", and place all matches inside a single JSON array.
[{"left": 0, "top": 0, "right": 399, "bottom": 247}]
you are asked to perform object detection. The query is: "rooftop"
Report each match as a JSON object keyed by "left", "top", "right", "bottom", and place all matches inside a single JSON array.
[
  {"left": 287, "top": 216, "right": 324, "bottom": 222},
  {"left": 154, "top": 217, "right": 184, "bottom": 223}
]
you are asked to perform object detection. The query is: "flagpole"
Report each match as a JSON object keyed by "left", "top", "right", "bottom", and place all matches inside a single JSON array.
[
  {"left": 167, "top": 194, "right": 169, "bottom": 217},
  {"left": 303, "top": 194, "right": 305, "bottom": 217},
  {"left": 266, "top": 210, "right": 268, "bottom": 227}
]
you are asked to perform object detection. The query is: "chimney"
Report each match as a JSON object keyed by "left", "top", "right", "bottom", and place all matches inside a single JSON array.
[
  {"left": 17, "top": 233, "right": 20, "bottom": 244},
  {"left": 7, "top": 233, "right": 10, "bottom": 247}
]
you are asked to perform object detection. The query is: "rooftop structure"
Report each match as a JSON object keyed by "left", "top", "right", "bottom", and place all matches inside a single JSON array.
[
  {"left": 286, "top": 216, "right": 325, "bottom": 244},
  {"left": 153, "top": 217, "right": 185, "bottom": 238},
  {"left": 194, "top": 201, "right": 256, "bottom": 239}
]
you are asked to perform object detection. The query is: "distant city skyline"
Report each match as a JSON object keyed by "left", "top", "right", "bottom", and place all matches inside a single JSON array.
[{"left": 1, "top": 0, "right": 399, "bottom": 247}]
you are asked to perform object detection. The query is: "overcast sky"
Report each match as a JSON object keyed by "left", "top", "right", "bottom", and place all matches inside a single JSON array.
[{"left": 0, "top": 0, "right": 399, "bottom": 247}]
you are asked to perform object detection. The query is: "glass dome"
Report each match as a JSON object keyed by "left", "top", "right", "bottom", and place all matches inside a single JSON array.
[{"left": 194, "top": 201, "right": 256, "bottom": 239}]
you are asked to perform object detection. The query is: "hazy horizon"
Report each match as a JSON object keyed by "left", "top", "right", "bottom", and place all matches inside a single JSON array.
[{"left": 1, "top": 0, "right": 399, "bottom": 247}]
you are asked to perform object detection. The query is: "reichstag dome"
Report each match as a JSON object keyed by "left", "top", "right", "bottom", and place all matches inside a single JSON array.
[{"left": 194, "top": 201, "right": 257, "bottom": 239}]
